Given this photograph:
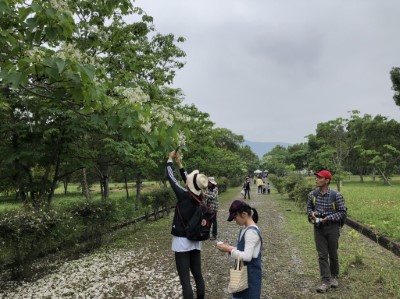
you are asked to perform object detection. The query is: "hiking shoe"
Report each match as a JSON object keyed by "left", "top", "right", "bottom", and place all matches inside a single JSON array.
[
  {"left": 316, "top": 282, "right": 330, "bottom": 293},
  {"left": 209, "top": 236, "right": 216, "bottom": 241},
  {"left": 331, "top": 277, "right": 339, "bottom": 288}
]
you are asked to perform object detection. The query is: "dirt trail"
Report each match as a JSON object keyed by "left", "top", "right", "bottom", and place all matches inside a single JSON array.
[
  {"left": 202, "top": 190, "right": 316, "bottom": 299},
  {"left": 1, "top": 189, "right": 320, "bottom": 299}
]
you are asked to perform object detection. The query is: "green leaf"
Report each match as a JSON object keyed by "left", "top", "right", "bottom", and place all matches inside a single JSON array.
[
  {"left": 54, "top": 59, "right": 66, "bottom": 74},
  {"left": 4, "top": 71, "right": 26, "bottom": 88},
  {"left": 18, "top": 6, "right": 32, "bottom": 20},
  {"left": 78, "top": 64, "right": 95, "bottom": 81},
  {"left": 0, "top": 0, "right": 11, "bottom": 14}
]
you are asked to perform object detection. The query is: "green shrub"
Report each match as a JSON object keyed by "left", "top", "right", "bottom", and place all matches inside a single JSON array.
[
  {"left": 290, "top": 181, "right": 314, "bottom": 208},
  {"left": 0, "top": 209, "right": 63, "bottom": 275},
  {"left": 217, "top": 177, "right": 229, "bottom": 193},
  {"left": 268, "top": 174, "right": 285, "bottom": 194},
  {"left": 283, "top": 174, "right": 302, "bottom": 199},
  {"left": 68, "top": 200, "right": 116, "bottom": 247}
]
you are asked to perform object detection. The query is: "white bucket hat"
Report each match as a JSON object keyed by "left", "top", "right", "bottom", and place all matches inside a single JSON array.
[
  {"left": 208, "top": 177, "right": 217, "bottom": 185},
  {"left": 186, "top": 170, "right": 208, "bottom": 195}
]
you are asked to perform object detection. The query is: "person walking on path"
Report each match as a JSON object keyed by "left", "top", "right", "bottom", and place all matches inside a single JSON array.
[
  {"left": 307, "top": 170, "right": 347, "bottom": 293},
  {"left": 256, "top": 176, "right": 264, "bottom": 194},
  {"left": 204, "top": 176, "right": 219, "bottom": 241},
  {"left": 166, "top": 150, "right": 209, "bottom": 299},
  {"left": 217, "top": 200, "right": 263, "bottom": 299},
  {"left": 266, "top": 182, "right": 271, "bottom": 194},
  {"left": 243, "top": 177, "right": 251, "bottom": 200}
]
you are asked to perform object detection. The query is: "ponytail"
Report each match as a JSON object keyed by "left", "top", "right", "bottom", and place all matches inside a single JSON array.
[
  {"left": 239, "top": 203, "right": 259, "bottom": 223},
  {"left": 251, "top": 207, "right": 259, "bottom": 223}
]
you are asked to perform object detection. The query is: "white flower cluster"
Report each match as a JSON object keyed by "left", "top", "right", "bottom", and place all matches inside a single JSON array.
[
  {"left": 152, "top": 105, "right": 174, "bottom": 127},
  {"left": 1, "top": 247, "right": 183, "bottom": 298},
  {"left": 141, "top": 121, "right": 152, "bottom": 133},
  {"left": 55, "top": 42, "right": 95, "bottom": 64},
  {"left": 87, "top": 25, "right": 99, "bottom": 34},
  {"left": 26, "top": 47, "right": 46, "bottom": 62},
  {"left": 114, "top": 87, "right": 150, "bottom": 105},
  {"left": 177, "top": 130, "right": 186, "bottom": 147},
  {"left": 50, "top": 0, "right": 68, "bottom": 11}
]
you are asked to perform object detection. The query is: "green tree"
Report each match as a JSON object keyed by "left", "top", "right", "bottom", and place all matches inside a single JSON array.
[
  {"left": 287, "top": 143, "right": 309, "bottom": 172},
  {"left": 353, "top": 115, "right": 400, "bottom": 185},
  {"left": 0, "top": 0, "right": 186, "bottom": 208},
  {"left": 260, "top": 145, "right": 289, "bottom": 176},
  {"left": 307, "top": 117, "right": 353, "bottom": 191},
  {"left": 390, "top": 67, "right": 400, "bottom": 107}
]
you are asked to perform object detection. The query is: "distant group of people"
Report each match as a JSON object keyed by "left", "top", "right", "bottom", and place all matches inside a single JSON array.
[
  {"left": 166, "top": 150, "right": 347, "bottom": 298},
  {"left": 242, "top": 175, "right": 270, "bottom": 200}
]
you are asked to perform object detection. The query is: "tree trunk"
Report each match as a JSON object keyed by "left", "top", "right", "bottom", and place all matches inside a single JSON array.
[
  {"left": 103, "top": 175, "right": 109, "bottom": 200},
  {"left": 63, "top": 175, "right": 69, "bottom": 195},
  {"left": 82, "top": 168, "right": 91, "bottom": 201},
  {"left": 336, "top": 181, "right": 341, "bottom": 192},
  {"left": 359, "top": 173, "right": 364, "bottom": 183},
  {"left": 100, "top": 178, "right": 104, "bottom": 200},
  {"left": 123, "top": 168, "right": 129, "bottom": 199},
  {"left": 136, "top": 172, "right": 142, "bottom": 208},
  {"left": 377, "top": 167, "right": 391, "bottom": 186},
  {"left": 47, "top": 155, "right": 61, "bottom": 208}
]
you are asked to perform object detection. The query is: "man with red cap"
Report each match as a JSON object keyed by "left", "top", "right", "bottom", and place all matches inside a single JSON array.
[{"left": 307, "top": 169, "right": 347, "bottom": 293}]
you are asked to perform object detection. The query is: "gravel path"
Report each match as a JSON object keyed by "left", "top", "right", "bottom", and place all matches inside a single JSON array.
[{"left": 1, "top": 188, "right": 319, "bottom": 299}]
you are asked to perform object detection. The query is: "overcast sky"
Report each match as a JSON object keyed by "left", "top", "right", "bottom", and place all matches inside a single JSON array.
[{"left": 134, "top": 0, "right": 400, "bottom": 144}]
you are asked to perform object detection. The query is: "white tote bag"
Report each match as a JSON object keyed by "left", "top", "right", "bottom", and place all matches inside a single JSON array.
[{"left": 228, "top": 257, "right": 248, "bottom": 293}]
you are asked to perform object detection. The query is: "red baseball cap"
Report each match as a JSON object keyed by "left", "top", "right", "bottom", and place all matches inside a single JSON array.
[{"left": 314, "top": 170, "right": 332, "bottom": 179}]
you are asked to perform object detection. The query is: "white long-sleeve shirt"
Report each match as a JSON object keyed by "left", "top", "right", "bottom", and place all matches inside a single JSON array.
[{"left": 231, "top": 225, "right": 262, "bottom": 262}]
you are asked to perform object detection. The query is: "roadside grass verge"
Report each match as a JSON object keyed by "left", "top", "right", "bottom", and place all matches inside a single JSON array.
[
  {"left": 340, "top": 178, "right": 400, "bottom": 242},
  {"left": 273, "top": 189, "right": 400, "bottom": 299}
]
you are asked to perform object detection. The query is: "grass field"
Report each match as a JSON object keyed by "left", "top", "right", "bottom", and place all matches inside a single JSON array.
[{"left": 340, "top": 177, "right": 400, "bottom": 241}]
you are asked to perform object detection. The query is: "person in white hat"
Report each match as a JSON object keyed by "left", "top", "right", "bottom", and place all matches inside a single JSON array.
[
  {"left": 166, "top": 150, "right": 208, "bottom": 299},
  {"left": 203, "top": 177, "right": 218, "bottom": 240}
]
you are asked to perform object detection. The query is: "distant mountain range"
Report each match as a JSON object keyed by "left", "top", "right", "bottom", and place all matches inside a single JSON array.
[{"left": 243, "top": 140, "right": 292, "bottom": 158}]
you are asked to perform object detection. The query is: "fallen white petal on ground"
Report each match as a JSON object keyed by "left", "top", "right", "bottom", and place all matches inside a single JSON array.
[{"left": 2, "top": 247, "right": 182, "bottom": 299}]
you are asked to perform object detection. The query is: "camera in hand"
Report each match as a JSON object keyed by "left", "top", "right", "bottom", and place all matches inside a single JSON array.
[{"left": 312, "top": 212, "right": 326, "bottom": 228}]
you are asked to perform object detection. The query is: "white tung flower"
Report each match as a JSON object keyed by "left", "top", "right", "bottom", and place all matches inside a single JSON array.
[
  {"left": 177, "top": 131, "right": 186, "bottom": 147},
  {"left": 114, "top": 87, "right": 150, "bottom": 105},
  {"left": 153, "top": 105, "right": 174, "bottom": 127},
  {"left": 141, "top": 122, "right": 152, "bottom": 133},
  {"left": 55, "top": 42, "right": 94, "bottom": 64},
  {"left": 50, "top": 0, "right": 68, "bottom": 11},
  {"left": 26, "top": 47, "right": 46, "bottom": 62}
]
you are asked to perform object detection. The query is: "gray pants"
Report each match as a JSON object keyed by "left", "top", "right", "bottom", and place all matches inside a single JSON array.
[{"left": 314, "top": 223, "right": 340, "bottom": 282}]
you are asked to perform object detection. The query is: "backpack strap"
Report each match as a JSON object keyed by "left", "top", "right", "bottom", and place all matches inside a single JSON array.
[
  {"left": 176, "top": 193, "right": 207, "bottom": 228},
  {"left": 311, "top": 189, "right": 337, "bottom": 211},
  {"left": 329, "top": 190, "right": 337, "bottom": 210},
  {"left": 311, "top": 189, "right": 318, "bottom": 210}
]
